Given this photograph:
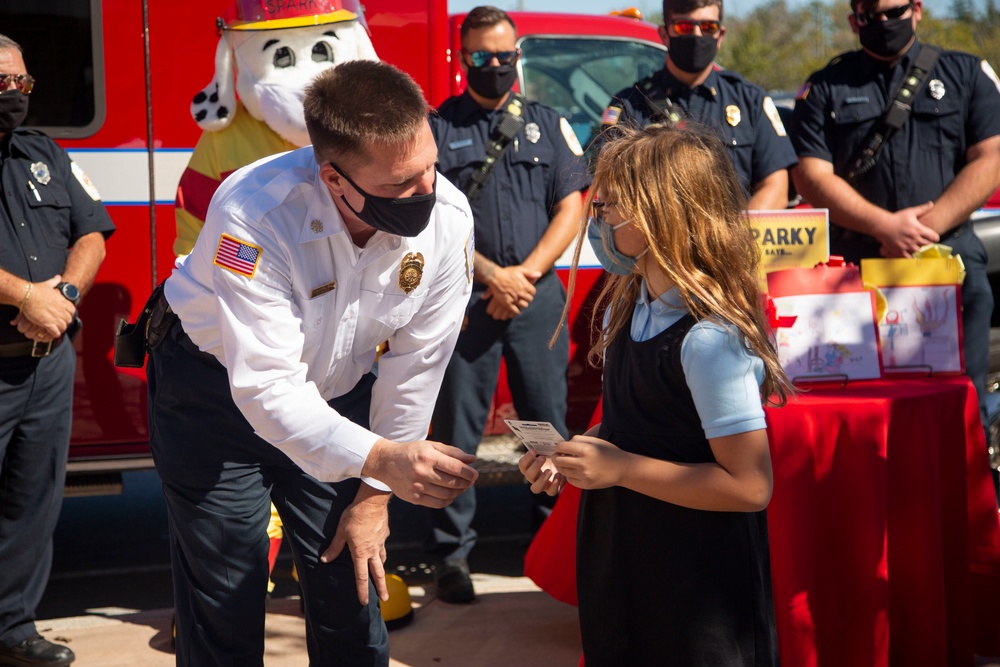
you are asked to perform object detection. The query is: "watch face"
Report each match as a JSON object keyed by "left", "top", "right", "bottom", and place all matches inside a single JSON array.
[{"left": 61, "top": 283, "right": 80, "bottom": 303}]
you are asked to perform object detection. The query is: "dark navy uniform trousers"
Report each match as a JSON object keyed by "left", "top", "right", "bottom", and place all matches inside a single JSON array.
[
  {"left": 427, "top": 271, "right": 568, "bottom": 563},
  {"left": 0, "top": 341, "right": 74, "bottom": 649},
  {"left": 148, "top": 320, "right": 387, "bottom": 666}
]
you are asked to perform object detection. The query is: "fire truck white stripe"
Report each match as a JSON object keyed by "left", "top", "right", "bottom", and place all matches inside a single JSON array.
[
  {"left": 66, "top": 149, "right": 192, "bottom": 207},
  {"left": 65, "top": 148, "right": 597, "bottom": 269}
]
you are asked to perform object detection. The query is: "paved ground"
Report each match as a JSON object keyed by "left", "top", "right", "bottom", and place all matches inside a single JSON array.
[{"left": 37, "top": 575, "right": 582, "bottom": 667}]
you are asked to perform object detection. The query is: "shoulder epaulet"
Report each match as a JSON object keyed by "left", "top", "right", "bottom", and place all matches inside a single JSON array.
[
  {"left": 716, "top": 68, "right": 747, "bottom": 84},
  {"left": 14, "top": 128, "right": 50, "bottom": 139}
]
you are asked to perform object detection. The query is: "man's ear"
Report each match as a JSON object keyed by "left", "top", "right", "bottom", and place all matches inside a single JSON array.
[
  {"left": 657, "top": 24, "right": 669, "bottom": 46},
  {"left": 848, "top": 13, "right": 860, "bottom": 35},
  {"left": 319, "top": 162, "right": 345, "bottom": 196}
]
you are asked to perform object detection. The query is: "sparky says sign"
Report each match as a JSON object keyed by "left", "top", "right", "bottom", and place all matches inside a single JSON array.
[{"left": 749, "top": 209, "right": 830, "bottom": 283}]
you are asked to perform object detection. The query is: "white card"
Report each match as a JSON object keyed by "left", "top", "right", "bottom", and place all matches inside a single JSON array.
[{"left": 503, "top": 419, "right": 563, "bottom": 457}]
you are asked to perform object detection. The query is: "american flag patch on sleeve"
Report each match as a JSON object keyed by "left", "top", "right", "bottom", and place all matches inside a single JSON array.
[
  {"left": 601, "top": 106, "right": 622, "bottom": 126},
  {"left": 214, "top": 234, "right": 262, "bottom": 278}
]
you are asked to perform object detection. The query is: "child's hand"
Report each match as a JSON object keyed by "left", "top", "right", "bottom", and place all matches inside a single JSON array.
[
  {"left": 518, "top": 450, "right": 565, "bottom": 496},
  {"left": 553, "top": 435, "right": 629, "bottom": 490}
]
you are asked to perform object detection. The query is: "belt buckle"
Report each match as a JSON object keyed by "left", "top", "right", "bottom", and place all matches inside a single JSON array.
[{"left": 31, "top": 339, "right": 52, "bottom": 358}]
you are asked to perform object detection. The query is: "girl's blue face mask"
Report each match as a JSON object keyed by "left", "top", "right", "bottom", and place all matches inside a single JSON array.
[{"left": 587, "top": 215, "right": 640, "bottom": 275}]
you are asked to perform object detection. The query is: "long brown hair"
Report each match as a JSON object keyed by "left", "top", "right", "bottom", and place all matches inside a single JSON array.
[{"left": 560, "top": 123, "right": 790, "bottom": 405}]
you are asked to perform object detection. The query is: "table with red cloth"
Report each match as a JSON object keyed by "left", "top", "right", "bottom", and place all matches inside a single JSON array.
[{"left": 525, "top": 376, "right": 1000, "bottom": 666}]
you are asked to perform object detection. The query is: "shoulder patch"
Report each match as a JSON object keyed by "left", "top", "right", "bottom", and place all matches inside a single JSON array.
[
  {"left": 796, "top": 82, "right": 811, "bottom": 101},
  {"left": 70, "top": 161, "right": 102, "bottom": 201},
  {"left": 601, "top": 106, "right": 622, "bottom": 126},
  {"left": 465, "top": 227, "right": 475, "bottom": 284},
  {"left": 214, "top": 233, "right": 262, "bottom": 278},
  {"left": 559, "top": 117, "right": 585, "bottom": 156},
  {"left": 762, "top": 96, "right": 788, "bottom": 137},
  {"left": 982, "top": 60, "right": 1000, "bottom": 94}
]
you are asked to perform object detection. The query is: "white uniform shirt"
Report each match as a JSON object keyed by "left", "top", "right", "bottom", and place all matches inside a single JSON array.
[{"left": 164, "top": 147, "right": 475, "bottom": 488}]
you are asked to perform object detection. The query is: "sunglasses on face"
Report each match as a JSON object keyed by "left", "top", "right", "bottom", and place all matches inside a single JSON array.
[
  {"left": 854, "top": 2, "right": 913, "bottom": 25},
  {"left": 668, "top": 19, "right": 721, "bottom": 36},
  {"left": 0, "top": 73, "right": 34, "bottom": 95},
  {"left": 464, "top": 49, "right": 520, "bottom": 68}
]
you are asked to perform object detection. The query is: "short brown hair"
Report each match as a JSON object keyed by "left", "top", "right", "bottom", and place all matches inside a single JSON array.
[
  {"left": 460, "top": 6, "right": 517, "bottom": 41},
  {"left": 662, "top": 0, "right": 724, "bottom": 23},
  {"left": 303, "top": 60, "right": 429, "bottom": 164}
]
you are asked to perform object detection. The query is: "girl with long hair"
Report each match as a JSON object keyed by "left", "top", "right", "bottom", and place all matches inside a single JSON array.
[{"left": 520, "top": 123, "right": 789, "bottom": 666}]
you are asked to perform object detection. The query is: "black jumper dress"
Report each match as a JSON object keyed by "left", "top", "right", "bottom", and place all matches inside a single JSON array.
[{"left": 576, "top": 314, "right": 779, "bottom": 666}]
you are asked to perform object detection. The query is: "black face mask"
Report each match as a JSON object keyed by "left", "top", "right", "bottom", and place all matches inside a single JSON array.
[
  {"left": 858, "top": 16, "right": 915, "bottom": 58},
  {"left": 0, "top": 91, "right": 29, "bottom": 135},
  {"left": 465, "top": 65, "right": 517, "bottom": 99},
  {"left": 330, "top": 162, "right": 436, "bottom": 237},
  {"left": 668, "top": 35, "right": 719, "bottom": 74}
]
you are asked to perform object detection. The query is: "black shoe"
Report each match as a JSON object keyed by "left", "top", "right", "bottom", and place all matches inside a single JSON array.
[
  {"left": 434, "top": 560, "right": 476, "bottom": 604},
  {"left": 0, "top": 635, "right": 74, "bottom": 666}
]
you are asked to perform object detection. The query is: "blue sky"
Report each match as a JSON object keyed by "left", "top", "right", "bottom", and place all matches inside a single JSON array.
[{"left": 448, "top": 0, "right": 955, "bottom": 19}]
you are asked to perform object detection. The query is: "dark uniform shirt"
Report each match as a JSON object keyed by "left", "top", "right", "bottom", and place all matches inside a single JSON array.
[
  {"left": 603, "top": 67, "right": 797, "bottom": 195},
  {"left": 0, "top": 128, "right": 115, "bottom": 343},
  {"left": 430, "top": 92, "right": 590, "bottom": 267},
  {"left": 791, "top": 40, "right": 1000, "bottom": 222}
]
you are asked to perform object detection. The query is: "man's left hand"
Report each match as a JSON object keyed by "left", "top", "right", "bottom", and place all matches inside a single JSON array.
[{"left": 320, "top": 485, "right": 391, "bottom": 605}]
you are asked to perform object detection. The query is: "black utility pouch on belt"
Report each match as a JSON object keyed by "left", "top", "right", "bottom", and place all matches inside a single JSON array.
[{"left": 114, "top": 282, "right": 172, "bottom": 368}]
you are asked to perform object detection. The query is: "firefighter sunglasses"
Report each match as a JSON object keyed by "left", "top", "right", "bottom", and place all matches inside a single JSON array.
[
  {"left": 464, "top": 49, "right": 521, "bottom": 68},
  {"left": 854, "top": 2, "right": 914, "bottom": 25},
  {"left": 0, "top": 73, "right": 34, "bottom": 95},
  {"left": 667, "top": 19, "right": 722, "bottom": 35}
]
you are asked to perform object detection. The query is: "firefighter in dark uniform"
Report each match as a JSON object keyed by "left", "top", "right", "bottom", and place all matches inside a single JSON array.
[
  {"left": 427, "top": 5, "right": 589, "bottom": 602},
  {"left": 790, "top": 0, "right": 1000, "bottom": 444},
  {"left": 0, "top": 35, "right": 113, "bottom": 667},
  {"left": 601, "top": 0, "right": 796, "bottom": 211}
]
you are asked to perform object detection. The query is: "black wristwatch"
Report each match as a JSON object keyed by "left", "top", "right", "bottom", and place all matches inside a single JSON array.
[{"left": 56, "top": 281, "right": 81, "bottom": 306}]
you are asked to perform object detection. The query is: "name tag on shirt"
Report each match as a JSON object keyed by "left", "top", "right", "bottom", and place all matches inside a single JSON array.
[
  {"left": 449, "top": 138, "right": 474, "bottom": 150},
  {"left": 310, "top": 280, "right": 337, "bottom": 298},
  {"left": 845, "top": 96, "right": 870, "bottom": 104}
]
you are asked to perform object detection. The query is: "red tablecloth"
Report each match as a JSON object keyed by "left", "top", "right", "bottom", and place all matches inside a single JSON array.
[{"left": 525, "top": 377, "right": 1000, "bottom": 666}]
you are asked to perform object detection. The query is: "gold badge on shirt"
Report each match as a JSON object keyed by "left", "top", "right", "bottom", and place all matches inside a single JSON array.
[
  {"left": 399, "top": 252, "right": 424, "bottom": 294},
  {"left": 726, "top": 105, "right": 741, "bottom": 127}
]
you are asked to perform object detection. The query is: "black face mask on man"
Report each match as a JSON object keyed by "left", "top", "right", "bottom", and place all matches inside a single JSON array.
[
  {"left": 330, "top": 162, "right": 436, "bottom": 237},
  {"left": 858, "top": 16, "right": 915, "bottom": 58},
  {"left": 668, "top": 35, "right": 719, "bottom": 74},
  {"left": 465, "top": 65, "right": 517, "bottom": 100},
  {"left": 0, "top": 90, "right": 28, "bottom": 135}
]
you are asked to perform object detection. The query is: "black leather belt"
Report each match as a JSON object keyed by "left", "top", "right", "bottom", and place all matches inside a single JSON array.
[{"left": 0, "top": 335, "right": 63, "bottom": 358}]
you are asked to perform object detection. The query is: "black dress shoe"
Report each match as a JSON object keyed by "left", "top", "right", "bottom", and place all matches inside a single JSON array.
[
  {"left": 0, "top": 635, "right": 74, "bottom": 666},
  {"left": 434, "top": 559, "right": 476, "bottom": 604}
]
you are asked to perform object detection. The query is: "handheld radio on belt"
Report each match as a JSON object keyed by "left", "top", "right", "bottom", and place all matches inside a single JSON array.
[
  {"left": 846, "top": 44, "right": 942, "bottom": 184},
  {"left": 463, "top": 93, "right": 527, "bottom": 202}
]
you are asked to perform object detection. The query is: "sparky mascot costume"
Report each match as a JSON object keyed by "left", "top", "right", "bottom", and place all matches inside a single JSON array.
[
  {"left": 173, "top": 0, "right": 378, "bottom": 256},
  {"left": 172, "top": 0, "right": 403, "bottom": 617}
]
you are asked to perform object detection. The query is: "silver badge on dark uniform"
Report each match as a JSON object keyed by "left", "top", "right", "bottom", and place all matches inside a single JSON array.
[
  {"left": 928, "top": 79, "right": 945, "bottom": 100},
  {"left": 30, "top": 161, "right": 51, "bottom": 185},
  {"left": 525, "top": 122, "right": 540, "bottom": 144}
]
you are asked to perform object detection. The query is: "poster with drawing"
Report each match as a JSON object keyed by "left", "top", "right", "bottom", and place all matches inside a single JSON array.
[
  {"left": 879, "top": 286, "right": 963, "bottom": 374},
  {"left": 771, "top": 292, "right": 883, "bottom": 381}
]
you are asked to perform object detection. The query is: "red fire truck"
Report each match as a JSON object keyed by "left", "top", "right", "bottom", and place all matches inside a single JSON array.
[{"left": 0, "top": 0, "right": 665, "bottom": 494}]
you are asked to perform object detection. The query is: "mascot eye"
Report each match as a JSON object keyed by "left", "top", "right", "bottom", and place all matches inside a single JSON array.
[
  {"left": 273, "top": 46, "right": 295, "bottom": 68},
  {"left": 312, "top": 41, "right": 333, "bottom": 63}
]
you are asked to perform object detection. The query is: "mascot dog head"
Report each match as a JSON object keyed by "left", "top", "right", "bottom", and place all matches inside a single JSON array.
[{"left": 192, "top": 0, "right": 377, "bottom": 146}]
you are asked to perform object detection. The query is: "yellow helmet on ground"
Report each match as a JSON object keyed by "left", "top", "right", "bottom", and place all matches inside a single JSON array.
[{"left": 381, "top": 574, "right": 414, "bottom": 630}]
